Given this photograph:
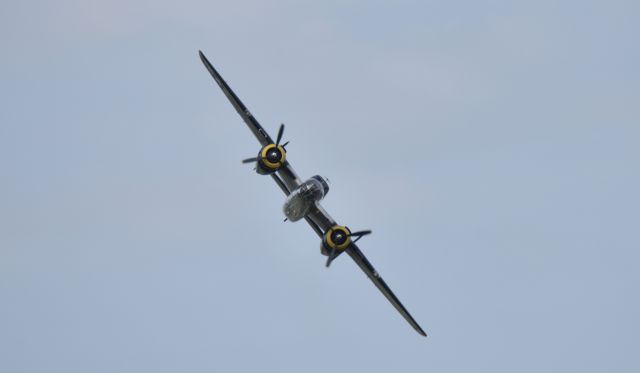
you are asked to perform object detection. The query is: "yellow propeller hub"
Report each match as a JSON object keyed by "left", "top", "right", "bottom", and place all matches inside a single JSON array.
[
  {"left": 325, "top": 225, "right": 352, "bottom": 251},
  {"left": 260, "top": 144, "right": 286, "bottom": 169}
]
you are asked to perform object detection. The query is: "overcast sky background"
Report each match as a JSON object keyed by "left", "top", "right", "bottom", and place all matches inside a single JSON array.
[{"left": 1, "top": 1, "right": 639, "bottom": 372}]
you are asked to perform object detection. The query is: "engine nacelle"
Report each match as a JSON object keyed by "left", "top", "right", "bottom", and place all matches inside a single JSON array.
[
  {"left": 321, "top": 225, "right": 351, "bottom": 255},
  {"left": 255, "top": 143, "right": 286, "bottom": 175}
]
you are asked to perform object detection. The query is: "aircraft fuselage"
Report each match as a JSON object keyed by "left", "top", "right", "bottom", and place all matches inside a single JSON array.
[{"left": 282, "top": 175, "right": 330, "bottom": 221}]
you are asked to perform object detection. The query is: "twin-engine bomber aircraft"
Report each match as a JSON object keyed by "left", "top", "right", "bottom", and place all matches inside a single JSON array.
[{"left": 199, "top": 51, "right": 426, "bottom": 337}]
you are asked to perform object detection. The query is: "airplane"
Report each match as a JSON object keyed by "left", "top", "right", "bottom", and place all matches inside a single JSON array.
[{"left": 198, "top": 51, "right": 427, "bottom": 337}]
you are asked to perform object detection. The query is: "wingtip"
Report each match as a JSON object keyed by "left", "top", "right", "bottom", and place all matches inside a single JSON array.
[
  {"left": 198, "top": 50, "right": 221, "bottom": 81},
  {"left": 415, "top": 325, "right": 428, "bottom": 337}
]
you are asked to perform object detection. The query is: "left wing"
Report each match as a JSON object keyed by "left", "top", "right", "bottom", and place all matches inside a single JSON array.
[
  {"left": 306, "top": 205, "right": 427, "bottom": 337},
  {"left": 199, "top": 51, "right": 301, "bottom": 192},
  {"left": 346, "top": 243, "right": 427, "bottom": 337}
]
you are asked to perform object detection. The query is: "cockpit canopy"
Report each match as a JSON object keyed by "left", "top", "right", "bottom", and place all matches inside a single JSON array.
[
  {"left": 282, "top": 175, "right": 330, "bottom": 222},
  {"left": 311, "top": 175, "right": 330, "bottom": 197}
]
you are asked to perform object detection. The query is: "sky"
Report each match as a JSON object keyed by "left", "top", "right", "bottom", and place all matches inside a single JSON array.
[{"left": 1, "top": 0, "right": 639, "bottom": 372}]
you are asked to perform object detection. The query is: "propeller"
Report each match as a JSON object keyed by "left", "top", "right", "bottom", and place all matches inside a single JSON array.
[
  {"left": 325, "top": 229, "right": 372, "bottom": 267},
  {"left": 275, "top": 123, "right": 284, "bottom": 146},
  {"left": 350, "top": 230, "right": 372, "bottom": 243},
  {"left": 241, "top": 123, "right": 288, "bottom": 164}
]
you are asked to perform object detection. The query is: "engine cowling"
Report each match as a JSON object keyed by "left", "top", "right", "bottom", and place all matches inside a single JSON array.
[
  {"left": 322, "top": 225, "right": 352, "bottom": 252},
  {"left": 255, "top": 143, "right": 286, "bottom": 174},
  {"left": 321, "top": 225, "right": 371, "bottom": 266}
]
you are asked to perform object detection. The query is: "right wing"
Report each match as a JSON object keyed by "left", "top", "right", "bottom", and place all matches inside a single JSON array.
[
  {"left": 199, "top": 50, "right": 301, "bottom": 192},
  {"left": 199, "top": 50, "right": 272, "bottom": 146}
]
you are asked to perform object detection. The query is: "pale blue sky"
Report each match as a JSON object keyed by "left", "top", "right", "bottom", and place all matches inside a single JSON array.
[{"left": 1, "top": 1, "right": 639, "bottom": 372}]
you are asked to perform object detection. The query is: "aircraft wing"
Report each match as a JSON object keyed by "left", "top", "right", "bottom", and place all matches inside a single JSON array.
[
  {"left": 305, "top": 206, "right": 427, "bottom": 337},
  {"left": 199, "top": 51, "right": 301, "bottom": 191},
  {"left": 346, "top": 243, "right": 427, "bottom": 336},
  {"left": 199, "top": 51, "right": 272, "bottom": 146}
]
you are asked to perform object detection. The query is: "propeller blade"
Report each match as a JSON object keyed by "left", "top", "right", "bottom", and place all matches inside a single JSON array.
[
  {"left": 349, "top": 230, "right": 372, "bottom": 237},
  {"left": 276, "top": 123, "right": 285, "bottom": 146},
  {"left": 281, "top": 141, "right": 290, "bottom": 149},
  {"left": 241, "top": 157, "right": 258, "bottom": 164},
  {"left": 326, "top": 250, "right": 339, "bottom": 267}
]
